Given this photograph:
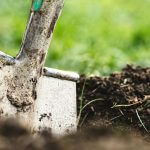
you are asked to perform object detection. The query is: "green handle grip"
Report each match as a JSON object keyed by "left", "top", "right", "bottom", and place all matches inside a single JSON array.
[{"left": 33, "top": 0, "right": 43, "bottom": 11}]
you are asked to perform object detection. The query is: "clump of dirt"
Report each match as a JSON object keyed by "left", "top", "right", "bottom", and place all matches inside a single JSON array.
[
  {"left": 77, "top": 65, "right": 150, "bottom": 136},
  {"left": 0, "top": 119, "right": 149, "bottom": 150}
]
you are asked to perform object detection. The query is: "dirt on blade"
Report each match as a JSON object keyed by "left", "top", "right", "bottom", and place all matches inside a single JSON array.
[{"left": 77, "top": 65, "right": 150, "bottom": 137}]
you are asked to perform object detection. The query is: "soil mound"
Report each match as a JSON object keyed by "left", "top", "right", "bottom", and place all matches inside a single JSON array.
[
  {"left": 0, "top": 119, "right": 149, "bottom": 150},
  {"left": 77, "top": 65, "right": 150, "bottom": 137}
]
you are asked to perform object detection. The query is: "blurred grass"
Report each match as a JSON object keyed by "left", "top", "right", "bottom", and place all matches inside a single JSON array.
[{"left": 0, "top": 0, "right": 149, "bottom": 75}]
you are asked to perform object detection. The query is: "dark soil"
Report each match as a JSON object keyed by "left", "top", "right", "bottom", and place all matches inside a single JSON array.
[
  {"left": 0, "top": 119, "right": 149, "bottom": 150},
  {"left": 77, "top": 65, "right": 150, "bottom": 138}
]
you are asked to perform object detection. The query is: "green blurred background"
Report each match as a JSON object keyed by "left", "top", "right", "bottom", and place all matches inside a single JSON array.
[{"left": 0, "top": 0, "right": 149, "bottom": 75}]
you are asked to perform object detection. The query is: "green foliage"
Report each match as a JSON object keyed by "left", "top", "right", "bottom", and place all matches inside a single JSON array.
[{"left": 0, "top": 0, "right": 149, "bottom": 75}]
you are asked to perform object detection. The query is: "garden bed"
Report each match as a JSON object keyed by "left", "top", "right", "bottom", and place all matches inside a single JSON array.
[{"left": 77, "top": 65, "right": 150, "bottom": 138}]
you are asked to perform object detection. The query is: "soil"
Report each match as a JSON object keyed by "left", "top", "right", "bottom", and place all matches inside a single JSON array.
[
  {"left": 77, "top": 65, "right": 150, "bottom": 138},
  {"left": 0, "top": 119, "right": 149, "bottom": 150}
]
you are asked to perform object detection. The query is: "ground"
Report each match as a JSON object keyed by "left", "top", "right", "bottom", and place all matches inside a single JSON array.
[
  {"left": 77, "top": 65, "right": 150, "bottom": 140},
  {"left": 0, "top": 118, "right": 149, "bottom": 149}
]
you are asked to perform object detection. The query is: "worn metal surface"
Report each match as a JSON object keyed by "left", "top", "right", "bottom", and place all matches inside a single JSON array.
[
  {"left": 33, "top": 75, "right": 77, "bottom": 136},
  {"left": 0, "top": 52, "right": 16, "bottom": 65},
  {"left": 43, "top": 67, "right": 79, "bottom": 81},
  {"left": 0, "top": 0, "right": 77, "bottom": 136},
  {"left": 0, "top": 65, "right": 78, "bottom": 135}
]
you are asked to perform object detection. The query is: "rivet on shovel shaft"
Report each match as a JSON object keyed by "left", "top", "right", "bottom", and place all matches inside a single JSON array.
[{"left": 33, "top": 0, "right": 43, "bottom": 11}]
